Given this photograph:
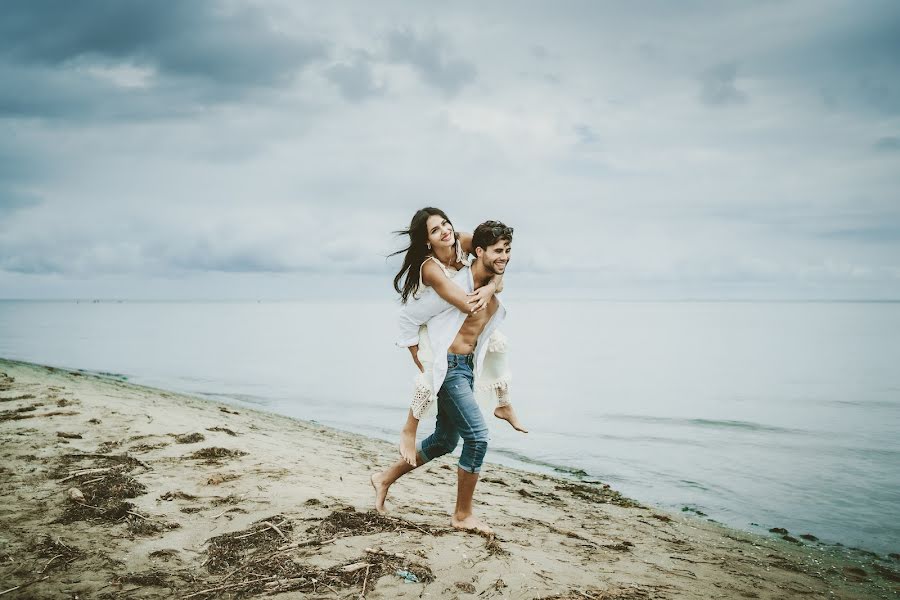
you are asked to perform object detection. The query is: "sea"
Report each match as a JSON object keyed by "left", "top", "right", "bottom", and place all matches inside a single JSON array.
[{"left": 1, "top": 299, "right": 897, "bottom": 555}]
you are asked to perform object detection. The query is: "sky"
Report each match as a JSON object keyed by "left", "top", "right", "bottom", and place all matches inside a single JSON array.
[{"left": 1, "top": 0, "right": 899, "bottom": 300}]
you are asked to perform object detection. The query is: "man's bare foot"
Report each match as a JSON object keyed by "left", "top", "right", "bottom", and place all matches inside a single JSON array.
[
  {"left": 371, "top": 472, "right": 389, "bottom": 515},
  {"left": 399, "top": 428, "right": 418, "bottom": 467},
  {"left": 452, "top": 514, "right": 494, "bottom": 536},
  {"left": 494, "top": 405, "right": 528, "bottom": 433}
]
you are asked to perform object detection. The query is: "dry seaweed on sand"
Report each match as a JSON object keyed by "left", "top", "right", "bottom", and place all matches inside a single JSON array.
[
  {"left": 537, "top": 587, "right": 656, "bottom": 600},
  {"left": 554, "top": 481, "right": 643, "bottom": 508},
  {"left": 204, "top": 515, "right": 295, "bottom": 574},
  {"left": 0, "top": 407, "right": 80, "bottom": 421},
  {"left": 96, "top": 440, "right": 122, "bottom": 453},
  {"left": 31, "top": 535, "right": 84, "bottom": 573},
  {"left": 211, "top": 493, "right": 242, "bottom": 506},
  {"left": 0, "top": 404, "right": 39, "bottom": 419},
  {"left": 52, "top": 453, "right": 151, "bottom": 525},
  {"left": 113, "top": 569, "right": 180, "bottom": 587},
  {"left": 315, "top": 506, "right": 447, "bottom": 540},
  {"left": 174, "top": 432, "right": 206, "bottom": 444},
  {"left": 207, "top": 426, "right": 239, "bottom": 436},
  {"left": 326, "top": 555, "right": 435, "bottom": 590},
  {"left": 188, "top": 447, "right": 248, "bottom": 463},
  {"left": 131, "top": 441, "right": 169, "bottom": 452},
  {"left": 127, "top": 513, "right": 181, "bottom": 535},
  {"left": 485, "top": 536, "right": 508, "bottom": 556},
  {"left": 159, "top": 490, "right": 198, "bottom": 501}
]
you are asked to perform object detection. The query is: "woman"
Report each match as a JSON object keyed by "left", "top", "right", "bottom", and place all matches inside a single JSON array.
[{"left": 391, "top": 208, "right": 527, "bottom": 468}]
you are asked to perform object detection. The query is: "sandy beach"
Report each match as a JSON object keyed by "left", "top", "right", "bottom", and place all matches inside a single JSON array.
[{"left": 0, "top": 357, "right": 897, "bottom": 599}]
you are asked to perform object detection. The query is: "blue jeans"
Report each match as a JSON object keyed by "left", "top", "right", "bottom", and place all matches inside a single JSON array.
[{"left": 417, "top": 353, "right": 489, "bottom": 473}]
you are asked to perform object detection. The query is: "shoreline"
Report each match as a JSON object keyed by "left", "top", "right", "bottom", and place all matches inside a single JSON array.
[
  {"left": 13, "top": 357, "right": 888, "bottom": 557},
  {"left": 1, "top": 357, "right": 897, "bottom": 599}
]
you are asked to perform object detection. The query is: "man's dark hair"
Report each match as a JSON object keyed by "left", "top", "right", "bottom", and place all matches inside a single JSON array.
[{"left": 472, "top": 220, "right": 513, "bottom": 251}]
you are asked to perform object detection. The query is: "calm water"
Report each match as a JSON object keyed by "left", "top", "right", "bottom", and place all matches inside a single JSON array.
[{"left": 1, "top": 299, "right": 898, "bottom": 555}]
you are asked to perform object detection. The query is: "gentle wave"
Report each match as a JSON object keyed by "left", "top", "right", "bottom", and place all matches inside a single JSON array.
[{"left": 600, "top": 413, "right": 804, "bottom": 434}]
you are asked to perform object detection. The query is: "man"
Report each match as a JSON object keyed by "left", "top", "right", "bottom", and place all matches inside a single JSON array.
[{"left": 371, "top": 221, "right": 514, "bottom": 535}]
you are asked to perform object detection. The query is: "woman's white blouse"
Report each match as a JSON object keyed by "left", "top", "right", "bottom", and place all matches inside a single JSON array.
[{"left": 396, "top": 263, "right": 509, "bottom": 418}]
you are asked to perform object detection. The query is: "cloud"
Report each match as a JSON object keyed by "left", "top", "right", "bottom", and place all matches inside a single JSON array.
[
  {"left": 699, "top": 62, "right": 747, "bottom": 106},
  {"left": 325, "top": 53, "right": 384, "bottom": 102},
  {"left": 386, "top": 28, "right": 476, "bottom": 96},
  {"left": 1, "top": 2, "right": 899, "bottom": 299},
  {"left": 0, "top": 0, "right": 327, "bottom": 119}
]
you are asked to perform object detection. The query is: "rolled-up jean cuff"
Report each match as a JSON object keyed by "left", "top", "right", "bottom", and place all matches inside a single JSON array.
[
  {"left": 415, "top": 440, "right": 429, "bottom": 466},
  {"left": 458, "top": 460, "right": 480, "bottom": 474}
]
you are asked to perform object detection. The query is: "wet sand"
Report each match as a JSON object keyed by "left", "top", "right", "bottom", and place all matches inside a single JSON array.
[{"left": 0, "top": 357, "right": 897, "bottom": 599}]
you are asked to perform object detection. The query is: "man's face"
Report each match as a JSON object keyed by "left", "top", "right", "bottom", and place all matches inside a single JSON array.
[{"left": 477, "top": 239, "right": 511, "bottom": 275}]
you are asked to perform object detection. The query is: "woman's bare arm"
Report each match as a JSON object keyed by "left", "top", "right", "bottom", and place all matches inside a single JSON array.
[{"left": 422, "top": 260, "right": 479, "bottom": 314}]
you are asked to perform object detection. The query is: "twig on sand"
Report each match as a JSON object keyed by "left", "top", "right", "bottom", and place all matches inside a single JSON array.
[
  {"left": 59, "top": 467, "right": 114, "bottom": 483},
  {"left": 126, "top": 510, "right": 150, "bottom": 520},
  {"left": 365, "top": 547, "right": 405, "bottom": 559},
  {"left": 359, "top": 564, "right": 371, "bottom": 599},
  {"left": 340, "top": 562, "right": 371, "bottom": 573},
  {"left": 277, "top": 537, "right": 336, "bottom": 551},
  {"left": 182, "top": 576, "right": 277, "bottom": 599},
  {"left": 386, "top": 515, "right": 429, "bottom": 535},
  {"left": 0, "top": 575, "right": 50, "bottom": 596},
  {"left": 38, "top": 554, "right": 62, "bottom": 574},
  {"left": 262, "top": 520, "right": 287, "bottom": 540}
]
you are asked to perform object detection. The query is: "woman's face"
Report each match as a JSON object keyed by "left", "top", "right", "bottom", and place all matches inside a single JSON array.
[{"left": 425, "top": 214, "right": 454, "bottom": 250}]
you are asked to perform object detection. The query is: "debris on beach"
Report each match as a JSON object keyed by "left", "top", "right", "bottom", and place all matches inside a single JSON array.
[
  {"left": 188, "top": 447, "right": 248, "bottom": 464},
  {"left": 159, "top": 490, "right": 198, "bottom": 501},
  {"left": 316, "top": 506, "right": 446, "bottom": 539},
  {"left": 554, "top": 481, "right": 643, "bottom": 508},
  {"left": 66, "top": 487, "right": 85, "bottom": 503},
  {"left": 31, "top": 535, "right": 84, "bottom": 573},
  {"left": 174, "top": 432, "right": 206, "bottom": 444},
  {"left": 206, "top": 472, "right": 240, "bottom": 485},
  {"left": 207, "top": 426, "right": 239, "bottom": 436}
]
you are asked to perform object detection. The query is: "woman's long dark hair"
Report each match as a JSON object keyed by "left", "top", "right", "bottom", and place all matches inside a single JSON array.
[{"left": 391, "top": 207, "right": 455, "bottom": 304}]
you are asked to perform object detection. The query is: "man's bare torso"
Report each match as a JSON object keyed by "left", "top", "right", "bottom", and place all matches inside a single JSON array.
[{"left": 448, "top": 296, "right": 499, "bottom": 355}]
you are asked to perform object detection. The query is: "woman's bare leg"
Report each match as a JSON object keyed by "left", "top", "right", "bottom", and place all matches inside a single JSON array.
[
  {"left": 494, "top": 404, "right": 528, "bottom": 433},
  {"left": 399, "top": 409, "right": 420, "bottom": 466},
  {"left": 371, "top": 455, "right": 419, "bottom": 514}
]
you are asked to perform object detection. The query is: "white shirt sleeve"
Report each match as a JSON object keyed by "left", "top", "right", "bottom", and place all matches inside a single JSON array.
[{"left": 396, "top": 296, "right": 433, "bottom": 347}]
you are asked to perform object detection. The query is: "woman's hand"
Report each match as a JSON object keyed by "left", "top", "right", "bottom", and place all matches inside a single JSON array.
[
  {"left": 408, "top": 345, "right": 425, "bottom": 373},
  {"left": 467, "top": 280, "right": 497, "bottom": 313}
]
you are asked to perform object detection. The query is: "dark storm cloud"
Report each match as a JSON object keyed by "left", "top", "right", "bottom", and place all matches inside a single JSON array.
[
  {"left": 699, "top": 62, "right": 747, "bottom": 107},
  {"left": 386, "top": 28, "right": 476, "bottom": 96},
  {"left": 752, "top": 4, "right": 900, "bottom": 115},
  {"left": 0, "top": 0, "right": 327, "bottom": 119},
  {"left": 324, "top": 53, "right": 383, "bottom": 102}
]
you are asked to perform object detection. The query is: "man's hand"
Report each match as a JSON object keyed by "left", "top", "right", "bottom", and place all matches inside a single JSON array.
[
  {"left": 408, "top": 345, "right": 424, "bottom": 373},
  {"left": 467, "top": 281, "right": 496, "bottom": 313}
]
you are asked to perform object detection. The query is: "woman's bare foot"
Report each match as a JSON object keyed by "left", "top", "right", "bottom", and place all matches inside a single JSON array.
[
  {"left": 494, "top": 405, "right": 528, "bottom": 433},
  {"left": 451, "top": 514, "right": 494, "bottom": 536},
  {"left": 371, "top": 472, "right": 389, "bottom": 514},
  {"left": 399, "top": 428, "right": 418, "bottom": 467}
]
